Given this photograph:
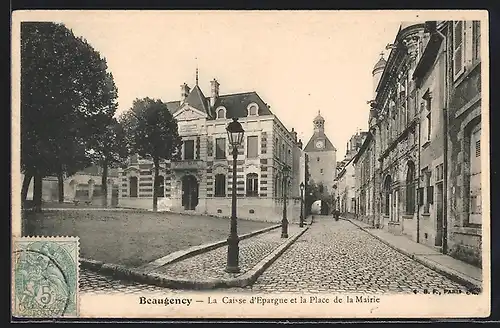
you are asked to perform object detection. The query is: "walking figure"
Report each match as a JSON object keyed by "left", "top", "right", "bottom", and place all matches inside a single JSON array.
[{"left": 333, "top": 208, "right": 339, "bottom": 221}]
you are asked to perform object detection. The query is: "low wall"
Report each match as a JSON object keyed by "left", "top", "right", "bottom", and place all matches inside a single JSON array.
[{"left": 118, "top": 196, "right": 302, "bottom": 223}]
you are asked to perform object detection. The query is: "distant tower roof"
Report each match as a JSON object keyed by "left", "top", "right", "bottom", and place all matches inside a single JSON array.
[
  {"left": 373, "top": 52, "right": 386, "bottom": 73},
  {"left": 313, "top": 110, "right": 325, "bottom": 122}
]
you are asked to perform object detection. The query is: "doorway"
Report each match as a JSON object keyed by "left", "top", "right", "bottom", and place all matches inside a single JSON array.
[
  {"left": 435, "top": 182, "right": 444, "bottom": 247},
  {"left": 182, "top": 175, "right": 199, "bottom": 210}
]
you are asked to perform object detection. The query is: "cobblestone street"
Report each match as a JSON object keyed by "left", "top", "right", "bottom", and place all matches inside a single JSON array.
[
  {"left": 248, "top": 217, "right": 470, "bottom": 294},
  {"left": 80, "top": 217, "right": 470, "bottom": 294}
]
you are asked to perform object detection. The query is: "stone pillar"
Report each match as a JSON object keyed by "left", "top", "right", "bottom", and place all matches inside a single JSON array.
[{"left": 106, "top": 179, "right": 113, "bottom": 207}]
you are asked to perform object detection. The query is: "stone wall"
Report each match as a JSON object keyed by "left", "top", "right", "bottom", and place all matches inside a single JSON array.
[{"left": 447, "top": 61, "right": 482, "bottom": 267}]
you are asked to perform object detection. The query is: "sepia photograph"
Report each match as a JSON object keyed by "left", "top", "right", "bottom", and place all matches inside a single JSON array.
[{"left": 11, "top": 10, "right": 490, "bottom": 319}]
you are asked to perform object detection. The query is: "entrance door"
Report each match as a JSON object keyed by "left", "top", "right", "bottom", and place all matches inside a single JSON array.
[
  {"left": 435, "top": 182, "right": 444, "bottom": 246},
  {"left": 182, "top": 175, "right": 199, "bottom": 210},
  {"left": 111, "top": 185, "right": 119, "bottom": 207}
]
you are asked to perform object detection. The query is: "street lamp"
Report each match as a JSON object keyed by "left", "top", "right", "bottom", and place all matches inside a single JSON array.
[
  {"left": 281, "top": 164, "right": 290, "bottom": 238},
  {"left": 299, "top": 182, "right": 305, "bottom": 228},
  {"left": 225, "top": 117, "right": 245, "bottom": 273}
]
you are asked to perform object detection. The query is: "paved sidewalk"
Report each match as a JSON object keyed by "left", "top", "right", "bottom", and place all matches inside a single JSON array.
[
  {"left": 345, "top": 218, "right": 482, "bottom": 290},
  {"left": 150, "top": 224, "right": 303, "bottom": 281}
]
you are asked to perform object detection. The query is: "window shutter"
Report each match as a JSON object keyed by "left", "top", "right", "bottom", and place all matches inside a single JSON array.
[
  {"left": 453, "top": 21, "right": 465, "bottom": 79},
  {"left": 418, "top": 188, "right": 424, "bottom": 205},
  {"left": 427, "top": 186, "right": 434, "bottom": 204}
]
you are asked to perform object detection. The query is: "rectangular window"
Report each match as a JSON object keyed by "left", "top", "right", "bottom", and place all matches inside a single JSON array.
[
  {"left": 215, "top": 138, "right": 226, "bottom": 159},
  {"left": 184, "top": 140, "right": 195, "bottom": 160},
  {"left": 423, "top": 170, "right": 431, "bottom": 214},
  {"left": 214, "top": 174, "right": 226, "bottom": 197},
  {"left": 472, "top": 21, "right": 481, "bottom": 63},
  {"left": 453, "top": 21, "right": 466, "bottom": 80},
  {"left": 469, "top": 125, "right": 482, "bottom": 225},
  {"left": 247, "top": 136, "right": 258, "bottom": 158},
  {"left": 129, "top": 177, "right": 138, "bottom": 198},
  {"left": 426, "top": 113, "right": 432, "bottom": 141},
  {"left": 418, "top": 187, "right": 424, "bottom": 206},
  {"left": 246, "top": 173, "right": 259, "bottom": 197},
  {"left": 427, "top": 185, "right": 434, "bottom": 205}
]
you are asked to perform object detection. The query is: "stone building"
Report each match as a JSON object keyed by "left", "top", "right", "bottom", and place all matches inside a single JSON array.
[
  {"left": 334, "top": 132, "right": 366, "bottom": 216},
  {"left": 303, "top": 111, "right": 337, "bottom": 198},
  {"left": 352, "top": 20, "right": 484, "bottom": 267},
  {"left": 23, "top": 165, "right": 121, "bottom": 206},
  {"left": 445, "top": 20, "right": 483, "bottom": 267},
  {"left": 118, "top": 75, "right": 305, "bottom": 223}
]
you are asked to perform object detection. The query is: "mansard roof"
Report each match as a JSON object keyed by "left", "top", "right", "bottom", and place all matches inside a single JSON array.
[
  {"left": 213, "top": 91, "right": 273, "bottom": 118},
  {"left": 167, "top": 88, "right": 273, "bottom": 119}
]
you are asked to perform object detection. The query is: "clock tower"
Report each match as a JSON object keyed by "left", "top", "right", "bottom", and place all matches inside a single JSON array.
[{"left": 304, "top": 111, "right": 337, "bottom": 197}]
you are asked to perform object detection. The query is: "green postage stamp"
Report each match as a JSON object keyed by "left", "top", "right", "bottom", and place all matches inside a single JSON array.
[{"left": 12, "top": 237, "right": 79, "bottom": 318}]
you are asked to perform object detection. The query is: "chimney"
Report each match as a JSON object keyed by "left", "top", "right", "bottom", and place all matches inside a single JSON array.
[
  {"left": 298, "top": 139, "right": 303, "bottom": 149},
  {"left": 210, "top": 78, "right": 220, "bottom": 107},
  {"left": 180, "top": 83, "right": 190, "bottom": 103},
  {"left": 291, "top": 128, "right": 297, "bottom": 142}
]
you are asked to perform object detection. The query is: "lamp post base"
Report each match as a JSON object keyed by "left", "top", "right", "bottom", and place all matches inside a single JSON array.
[
  {"left": 225, "top": 266, "right": 241, "bottom": 273},
  {"left": 281, "top": 219, "right": 289, "bottom": 238}
]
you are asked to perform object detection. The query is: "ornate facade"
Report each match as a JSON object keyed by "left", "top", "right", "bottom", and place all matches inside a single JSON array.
[
  {"left": 353, "top": 21, "right": 483, "bottom": 267},
  {"left": 118, "top": 77, "right": 306, "bottom": 223}
]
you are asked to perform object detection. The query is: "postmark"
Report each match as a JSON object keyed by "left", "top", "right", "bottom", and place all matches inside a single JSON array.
[{"left": 13, "top": 237, "right": 79, "bottom": 318}]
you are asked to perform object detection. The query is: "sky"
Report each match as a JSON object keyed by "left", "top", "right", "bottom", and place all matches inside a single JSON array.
[{"left": 19, "top": 11, "right": 411, "bottom": 160}]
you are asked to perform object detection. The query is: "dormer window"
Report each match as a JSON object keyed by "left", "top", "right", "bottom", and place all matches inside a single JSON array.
[
  {"left": 216, "top": 106, "right": 226, "bottom": 119},
  {"left": 247, "top": 103, "right": 259, "bottom": 116}
]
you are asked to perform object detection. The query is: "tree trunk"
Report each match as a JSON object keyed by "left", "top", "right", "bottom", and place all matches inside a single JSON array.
[
  {"left": 33, "top": 172, "right": 43, "bottom": 213},
  {"left": 153, "top": 157, "right": 159, "bottom": 212},
  {"left": 57, "top": 171, "right": 64, "bottom": 203},
  {"left": 21, "top": 170, "right": 33, "bottom": 203},
  {"left": 101, "top": 158, "right": 108, "bottom": 207}
]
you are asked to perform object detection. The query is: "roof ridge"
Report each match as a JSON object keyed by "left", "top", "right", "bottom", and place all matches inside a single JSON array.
[{"left": 219, "top": 91, "right": 257, "bottom": 97}]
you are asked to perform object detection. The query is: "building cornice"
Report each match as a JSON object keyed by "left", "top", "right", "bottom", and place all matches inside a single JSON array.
[
  {"left": 378, "top": 117, "right": 418, "bottom": 161},
  {"left": 375, "top": 23, "right": 425, "bottom": 113}
]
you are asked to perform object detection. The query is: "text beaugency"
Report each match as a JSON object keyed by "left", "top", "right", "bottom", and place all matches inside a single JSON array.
[{"left": 139, "top": 297, "right": 192, "bottom": 306}]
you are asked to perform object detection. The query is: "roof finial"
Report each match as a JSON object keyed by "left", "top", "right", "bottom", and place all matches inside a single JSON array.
[
  {"left": 196, "top": 64, "right": 198, "bottom": 85},
  {"left": 195, "top": 57, "right": 199, "bottom": 86}
]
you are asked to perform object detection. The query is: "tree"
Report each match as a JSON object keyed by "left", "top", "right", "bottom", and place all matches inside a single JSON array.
[
  {"left": 120, "top": 98, "right": 182, "bottom": 212},
  {"left": 21, "top": 22, "right": 118, "bottom": 212},
  {"left": 87, "top": 117, "right": 130, "bottom": 206}
]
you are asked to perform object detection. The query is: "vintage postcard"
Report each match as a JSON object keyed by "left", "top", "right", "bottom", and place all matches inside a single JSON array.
[{"left": 11, "top": 9, "right": 490, "bottom": 319}]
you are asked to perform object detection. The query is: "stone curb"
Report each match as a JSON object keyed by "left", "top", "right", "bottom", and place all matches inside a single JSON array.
[
  {"left": 235, "top": 225, "right": 310, "bottom": 288},
  {"left": 137, "top": 224, "right": 281, "bottom": 272},
  {"left": 80, "top": 225, "right": 309, "bottom": 290},
  {"left": 344, "top": 218, "right": 482, "bottom": 292},
  {"left": 80, "top": 224, "right": 281, "bottom": 274}
]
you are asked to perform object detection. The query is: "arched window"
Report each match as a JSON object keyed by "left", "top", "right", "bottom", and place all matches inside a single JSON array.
[
  {"left": 129, "top": 176, "right": 138, "bottom": 198},
  {"left": 214, "top": 174, "right": 226, "bottom": 197},
  {"left": 405, "top": 162, "right": 415, "bottom": 214},
  {"left": 156, "top": 175, "right": 165, "bottom": 198},
  {"left": 216, "top": 107, "right": 226, "bottom": 119},
  {"left": 246, "top": 173, "right": 259, "bottom": 197},
  {"left": 383, "top": 175, "right": 392, "bottom": 216},
  {"left": 247, "top": 103, "right": 259, "bottom": 116}
]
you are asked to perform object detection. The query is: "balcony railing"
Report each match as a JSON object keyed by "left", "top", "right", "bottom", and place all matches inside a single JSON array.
[{"left": 170, "top": 159, "right": 206, "bottom": 170}]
